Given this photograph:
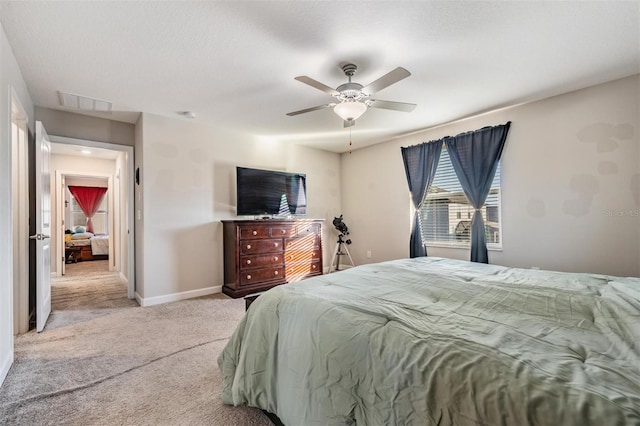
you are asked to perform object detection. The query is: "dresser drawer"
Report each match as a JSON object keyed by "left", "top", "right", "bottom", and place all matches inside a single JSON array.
[
  {"left": 240, "top": 267, "right": 285, "bottom": 286},
  {"left": 240, "top": 238, "right": 284, "bottom": 254},
  {"left": 297, "top": 223, "right": 321, "bottom": 237},
  {"left": 283, "top": 249, "right": 321, "bottom": 263},
  {"left": 240, "top": 253, "right": 284, "bottom": 269},
  {"left": 270, "top": 225, "right": 296, "bottom": 238},
  {"left": 285, "top": 233, "right": 320, "bottom": 251},
  {"left": 240, "top": 227, "right": 269, "bottom": 239},
  {"left": 286, "top": 259, "right": 322, "bottom": 280}
]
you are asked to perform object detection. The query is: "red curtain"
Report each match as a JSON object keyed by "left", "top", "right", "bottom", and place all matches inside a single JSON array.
[{"left": 68, "top": 186, "right": 108, "bottom": 233}]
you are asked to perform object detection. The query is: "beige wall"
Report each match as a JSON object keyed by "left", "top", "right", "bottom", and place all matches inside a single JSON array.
[
  {"left": 342, "top": 75, "right": 640, "bottom": 277},
  {"left": 136, "top": 113, "right": 342, "bottom": 302},
  {"left": 35, "top": 107, "right": 135, "bottom": 146}
]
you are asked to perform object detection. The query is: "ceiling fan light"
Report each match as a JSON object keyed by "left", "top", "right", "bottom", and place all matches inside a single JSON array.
[{"left": 334, "top": 101, "right": 367, "bottom": 121}]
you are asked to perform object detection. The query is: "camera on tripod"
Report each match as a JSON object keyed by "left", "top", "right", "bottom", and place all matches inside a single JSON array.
[
  {"left": 332, "top": 215, "right": 352, "bottom": 245},
  {"left": 330, "top": 215, "right": 355, "bottom": 272}
]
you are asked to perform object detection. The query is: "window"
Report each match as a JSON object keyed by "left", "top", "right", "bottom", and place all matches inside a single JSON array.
[
  {"left": 419, "top": 148, "right": 501, "bottom": 248},
  {"left": 71, "top": 195, "right": 108, "bottom": 234}
]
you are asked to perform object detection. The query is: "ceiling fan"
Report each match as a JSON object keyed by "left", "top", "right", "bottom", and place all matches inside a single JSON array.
[{"left": 286, "top": 63, "right": 417, "bottom": 127}]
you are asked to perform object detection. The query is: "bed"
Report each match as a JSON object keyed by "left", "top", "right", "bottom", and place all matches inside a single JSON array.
[
  {"left": 218, "top": 257, "right": 640, "bottom": 425},
  {"left": 65, "top": 232, "right": 109, "bottom": 261}
]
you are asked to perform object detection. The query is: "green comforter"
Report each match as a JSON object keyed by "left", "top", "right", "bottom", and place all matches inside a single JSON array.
[{"left": 218, "top": 257, "right": 640, "bottom": 425}]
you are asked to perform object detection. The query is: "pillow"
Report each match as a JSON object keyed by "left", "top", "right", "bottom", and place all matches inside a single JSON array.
[
  {"left": 73, "top": 226, "right": 86, "bottom": 234},
  {"left": 71, "top": 232, "right": 94, "bottom": 240},
  {"left": 65, "top": 234, "right": 72, "bottom": 243}
]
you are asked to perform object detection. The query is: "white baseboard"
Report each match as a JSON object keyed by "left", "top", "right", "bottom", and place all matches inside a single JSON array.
[
  {"left": 119, "top": 272, "right": 127, "bottom": 284},
  {"left": 325, "top": 264, "right": 355, "bottom": 274},
  {"left": 0, "top": 348, "right": 14, "bottom": 388},
  {"left": 135, "top": 285, "right": 222, "bottom": 307}
]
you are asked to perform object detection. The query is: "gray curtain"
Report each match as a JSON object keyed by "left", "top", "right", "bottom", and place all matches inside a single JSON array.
[
  {"left": 445, "top": 122, "right": 511, "bottom": 263},
  {"left": 401, "top": 140, "right": 443, "bottom": 258}
]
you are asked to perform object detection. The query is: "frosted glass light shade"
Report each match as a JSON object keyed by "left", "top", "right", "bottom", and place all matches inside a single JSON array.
[{"left": 334, "top": 101, "right": 367, "bottom": 121}]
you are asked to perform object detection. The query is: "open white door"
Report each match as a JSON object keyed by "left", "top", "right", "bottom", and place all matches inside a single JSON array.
[{"left": 32, "top": 121, "right": 52, "bottom": 332}]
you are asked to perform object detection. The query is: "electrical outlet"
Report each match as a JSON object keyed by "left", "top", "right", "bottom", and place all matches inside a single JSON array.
[{"left": 366, "top": 250, "right": 372, "bottom": 258}]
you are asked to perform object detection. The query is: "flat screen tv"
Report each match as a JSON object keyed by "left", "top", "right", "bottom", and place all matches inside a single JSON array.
[{"left": 236, "top": 166, "right": 307, "bottom": 217}]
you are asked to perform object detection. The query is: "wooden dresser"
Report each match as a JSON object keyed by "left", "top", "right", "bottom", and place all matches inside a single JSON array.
[{"left": 221, "top": 219, "right": 323, "bottom": 298}]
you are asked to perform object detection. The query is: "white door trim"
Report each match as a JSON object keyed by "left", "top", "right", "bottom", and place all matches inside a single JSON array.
[
  {"left": 55, "top": 171, "right": 114, "bottom": 274},
  {"left": 49, "top": 136, "right": 135, "bottom": 300},
  {"left": 10, "top": 88, "right": 30, "bottom": 335}
]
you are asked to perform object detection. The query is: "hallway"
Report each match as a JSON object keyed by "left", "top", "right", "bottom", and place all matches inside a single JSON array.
[{"left": 48, "top": 260, "right": 137, "bottom": 331}]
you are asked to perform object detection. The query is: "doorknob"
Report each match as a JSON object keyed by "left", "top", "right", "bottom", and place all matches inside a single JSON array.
[{"left": 29, "top": 234, "right": 50, "bottom": 240}]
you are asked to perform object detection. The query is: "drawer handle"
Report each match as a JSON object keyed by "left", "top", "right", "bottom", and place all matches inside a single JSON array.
[
  {"left": 252, "top": 230, "right": 258, "bottom": 236},
  {"left": 246, "top": 244, "right": 252, "bottom": 250},
  {"left": 274, "top": 270, "right": 279, "bottom": 276},
  {"left": 281, "top": 229, "right": 286, "bottom": 234},
  {"left": 274, "top": 256, "right": 278, "bottom": 261},
  {"left": 274, "top": 242, "right": 279, "bottom": 247},
  {"left": 311, "top": 252, "right": 315, "bottom": 257},
  {"left": 312, "top": 265, "right": 317, "bottom": 269},
  {"left": 246, "top": 259, "right": 251, "bottom": 265},
  {"left": 246, "top": 274, "right": 252, "bottom": 280},
  {"left": 289, "top": 255, "right": 293, "bottom": 260}
]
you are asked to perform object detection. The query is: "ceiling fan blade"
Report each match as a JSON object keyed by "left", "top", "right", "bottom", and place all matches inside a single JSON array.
[
  {"left": 368, "top": 99, "right": 417, "bottom": 112},
  {"left": 362, "top": 67, "right": 411, "bottom": 94},
  {"left": 294, "top": 76, "right": 340, "bottom": 96},
  {"left": 286, "top": 104, "right": 334, "bottom": 116},
  {"left": 343, "top": 120, "right": 356, "bottom": 128}
]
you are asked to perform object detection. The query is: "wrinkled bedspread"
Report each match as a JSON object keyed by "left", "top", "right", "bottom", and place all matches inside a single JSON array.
[
  {"left": 218, "top": 257, "right": 640, "bottom": 425},
  {"left": 90, "top": 235, "right": 109, "bottom": 255}
]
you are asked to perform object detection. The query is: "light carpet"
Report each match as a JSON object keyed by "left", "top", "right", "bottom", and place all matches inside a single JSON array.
[
  {"left": 49, "top": 260, "right": 138, "bottom": 330},
  {"left": 0, "top": 261, "right": 272, "bottom": 425}
]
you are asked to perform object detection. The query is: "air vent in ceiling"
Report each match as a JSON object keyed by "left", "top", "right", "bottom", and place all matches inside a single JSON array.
[{"left": 58, "top": 91, "right": 112, "bottom": 112}]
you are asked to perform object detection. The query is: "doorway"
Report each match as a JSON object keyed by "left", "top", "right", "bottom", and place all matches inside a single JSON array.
[
  {"left": 12, "top": 134, "right": 136, "bottom": 333},
  {"left": 57, "top": 173, "right": 112, "bottom": 276},
  {"left": 49, "top": 136, "right": 135, "bottom": 301}
]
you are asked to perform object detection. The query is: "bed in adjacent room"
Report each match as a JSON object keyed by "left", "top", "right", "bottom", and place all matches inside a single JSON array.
[
  {"left": 218, "top": 257, "right": 640, "bottom": 425},
  {"left": 65, "top": 231, "right": 109, "bottom": 262}
]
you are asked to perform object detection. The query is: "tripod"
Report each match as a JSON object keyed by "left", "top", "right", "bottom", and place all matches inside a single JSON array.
[{"left": 330, "top": 233, "right": 355, "bottom": 273}]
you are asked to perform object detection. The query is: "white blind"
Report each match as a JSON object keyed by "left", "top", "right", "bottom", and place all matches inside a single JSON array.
[{"left": 419, "top": 148, "right": 501, "bottom": 247}]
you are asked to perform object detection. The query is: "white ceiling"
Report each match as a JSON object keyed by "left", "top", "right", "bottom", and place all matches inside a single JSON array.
[
  {"left": 50, "top": 143, "right": 119, "bottom": 160},
  {"left": 1, "top": 1, "right": 638, "bottom": 153}
]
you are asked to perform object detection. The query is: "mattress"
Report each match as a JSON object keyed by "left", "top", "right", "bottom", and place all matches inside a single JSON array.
[
  {"left": 218, "top": 257, "right": 640, "bottom": 425},
  {"left": 65, "top": 239, "right": 91, "bottom": 247}
]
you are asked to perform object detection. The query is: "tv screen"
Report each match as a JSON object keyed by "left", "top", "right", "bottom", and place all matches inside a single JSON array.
[{"left": 236, "top": 167, "right": 307, "bottom": 216}]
